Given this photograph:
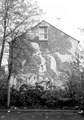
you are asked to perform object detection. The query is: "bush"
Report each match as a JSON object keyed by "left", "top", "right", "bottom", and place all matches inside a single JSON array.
[
  {"left": 10, "top": 87, "right": 21, "bottom": 107},
  {"left": 0, "top": 83, "right": 83, "bottom": 109},
  {"left": 10, "top": 84, "right": 44, "bottom": 108},
  {"left": 41, "top": 90, "right": 59, "bottom": 109},
  {"left": 0, "top": 85, "right": 7, "bottom": 108}
]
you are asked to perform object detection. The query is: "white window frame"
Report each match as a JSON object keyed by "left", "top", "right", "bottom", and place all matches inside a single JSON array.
[{"left": 39, "top": 26, "right": 48, "bottom": 41}]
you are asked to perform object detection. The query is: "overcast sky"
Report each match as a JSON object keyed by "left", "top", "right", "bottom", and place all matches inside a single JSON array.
[{"left": 36, "top": 0, "right": 84, "bottom": 42}]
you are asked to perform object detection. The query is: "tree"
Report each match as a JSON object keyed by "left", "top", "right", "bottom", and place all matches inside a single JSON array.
[
  {"left": 64, "top": 50, "right": 84, "bottom": 107},
  {"left": 0, "top": 0, "right": 42, "bottom": 67},
  {"left": 0, "top": 0, "right": 43, "bottom": 108}
]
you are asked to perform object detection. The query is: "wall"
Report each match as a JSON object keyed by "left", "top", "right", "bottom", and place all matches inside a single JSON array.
[{"left": 11, "top": 20, "right": 79, "bottom": 89}]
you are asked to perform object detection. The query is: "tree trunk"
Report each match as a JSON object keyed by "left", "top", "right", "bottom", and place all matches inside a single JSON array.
[
  {"left": 0, "top": 20, "right": 6, "bottom": 68},
  {"left": 7, "top": 56, "right": 13, "bottom": 108},
  {"left": 0, "top": 1, "right": 7, "bottom": 68},
  {"left": 7, "top": 72, "right": 11, "bottom": 108},
  {"left": 7, "top": 41, "right": 13, "bottom": 108},
  {"left": 0, "top": 38, "right": 6, "bottom": 68}
]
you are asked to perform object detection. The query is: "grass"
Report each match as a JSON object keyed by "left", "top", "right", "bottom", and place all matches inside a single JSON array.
[{"left": 0, "top": 111, "right": 83, "bottom": 120}]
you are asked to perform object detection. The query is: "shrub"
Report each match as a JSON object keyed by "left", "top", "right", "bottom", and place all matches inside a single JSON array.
[
  {"left": 0, "top": 83, "right": 83, "bottom": 109},
  {"left": 10, "top": 87, "right": 21, "bottom": 107},
  {"left": 41, "top": 90, "right": 59, "bottom": 109},
  {"left": 11, "top": 84, "right": 44, "bottom": 108},
  {"left": 0, "top": 85, "right": 7, "bottom": 108}
]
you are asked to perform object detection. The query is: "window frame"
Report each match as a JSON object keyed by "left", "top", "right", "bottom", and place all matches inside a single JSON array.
[{"left": 39, "top": 26, "right": 48, "bottom": 41}]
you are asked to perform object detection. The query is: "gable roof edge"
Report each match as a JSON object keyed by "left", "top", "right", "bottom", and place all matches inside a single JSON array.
[{"left": 32, "top": 20, "right": 80, "bottom": 43}]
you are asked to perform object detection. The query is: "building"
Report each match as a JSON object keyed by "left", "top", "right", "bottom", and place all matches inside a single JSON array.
[{"left": 11, "top": 20, "right": 79, "bottom": 89}]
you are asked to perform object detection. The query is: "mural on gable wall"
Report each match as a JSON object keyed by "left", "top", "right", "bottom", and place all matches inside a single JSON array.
[{"left": 10, "top": 20, "right": 79, "bottom": 89}]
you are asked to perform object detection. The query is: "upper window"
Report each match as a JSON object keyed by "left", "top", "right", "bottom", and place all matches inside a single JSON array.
[{"left": 39, "top": 26, "right": 48, "bottom": 40}]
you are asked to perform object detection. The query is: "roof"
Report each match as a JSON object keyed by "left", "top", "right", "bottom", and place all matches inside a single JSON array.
[{"left": 31, "top": 20, "right": 80, "bottom": 43}]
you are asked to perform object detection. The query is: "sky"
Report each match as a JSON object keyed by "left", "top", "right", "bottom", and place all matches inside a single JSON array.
[{"left": 36, "top": 0, "right": 84, "bottom": 43}]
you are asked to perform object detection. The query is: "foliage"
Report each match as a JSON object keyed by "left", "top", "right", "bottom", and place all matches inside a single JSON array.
[
  {"left": 0, "top": 0, "right": 43, "bottom": 73},
  {"left": 0, "top": 0, "right": 43, "bottom": 36},
  {"left": 0, "top": 0, "right": 43, "bottom": 108},
  {"left": 0, "top": 82, "right": 84, "bottom": 109},
  {"left": 0, "top": 85, "right": 7, "bottom": 107},
  {"left": 10, "top": 86, "right": 20, "bottom": 106},
  {"left": 9, "top": 35, "right": 35, "bottom": 75},
  {"left": 10, "top": 84, "right": 43, "bottom": 108},
  {"left": 41, "top": 90, "right": 59, "bottom": 108},
  {"left": 10, "top": 84, "right": 81, "bottom": 109}
]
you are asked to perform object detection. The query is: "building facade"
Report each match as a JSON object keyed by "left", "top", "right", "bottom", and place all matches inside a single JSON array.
[{"left": 11, "top": 20, "right": 79, "bottom": 89}]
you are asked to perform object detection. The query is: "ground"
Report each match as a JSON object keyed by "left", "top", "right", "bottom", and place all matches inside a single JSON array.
[{"left": 0, "top": 111, "right": 83, "bottom": 120}]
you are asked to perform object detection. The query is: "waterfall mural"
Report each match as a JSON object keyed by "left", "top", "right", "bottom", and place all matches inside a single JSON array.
[{"left": 10, "top": 20, "right": 79, "bottom": 89}]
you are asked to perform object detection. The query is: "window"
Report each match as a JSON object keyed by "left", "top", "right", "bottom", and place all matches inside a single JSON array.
[{"left": 39, "top": 26, "right": 48, "bottom": 40}]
